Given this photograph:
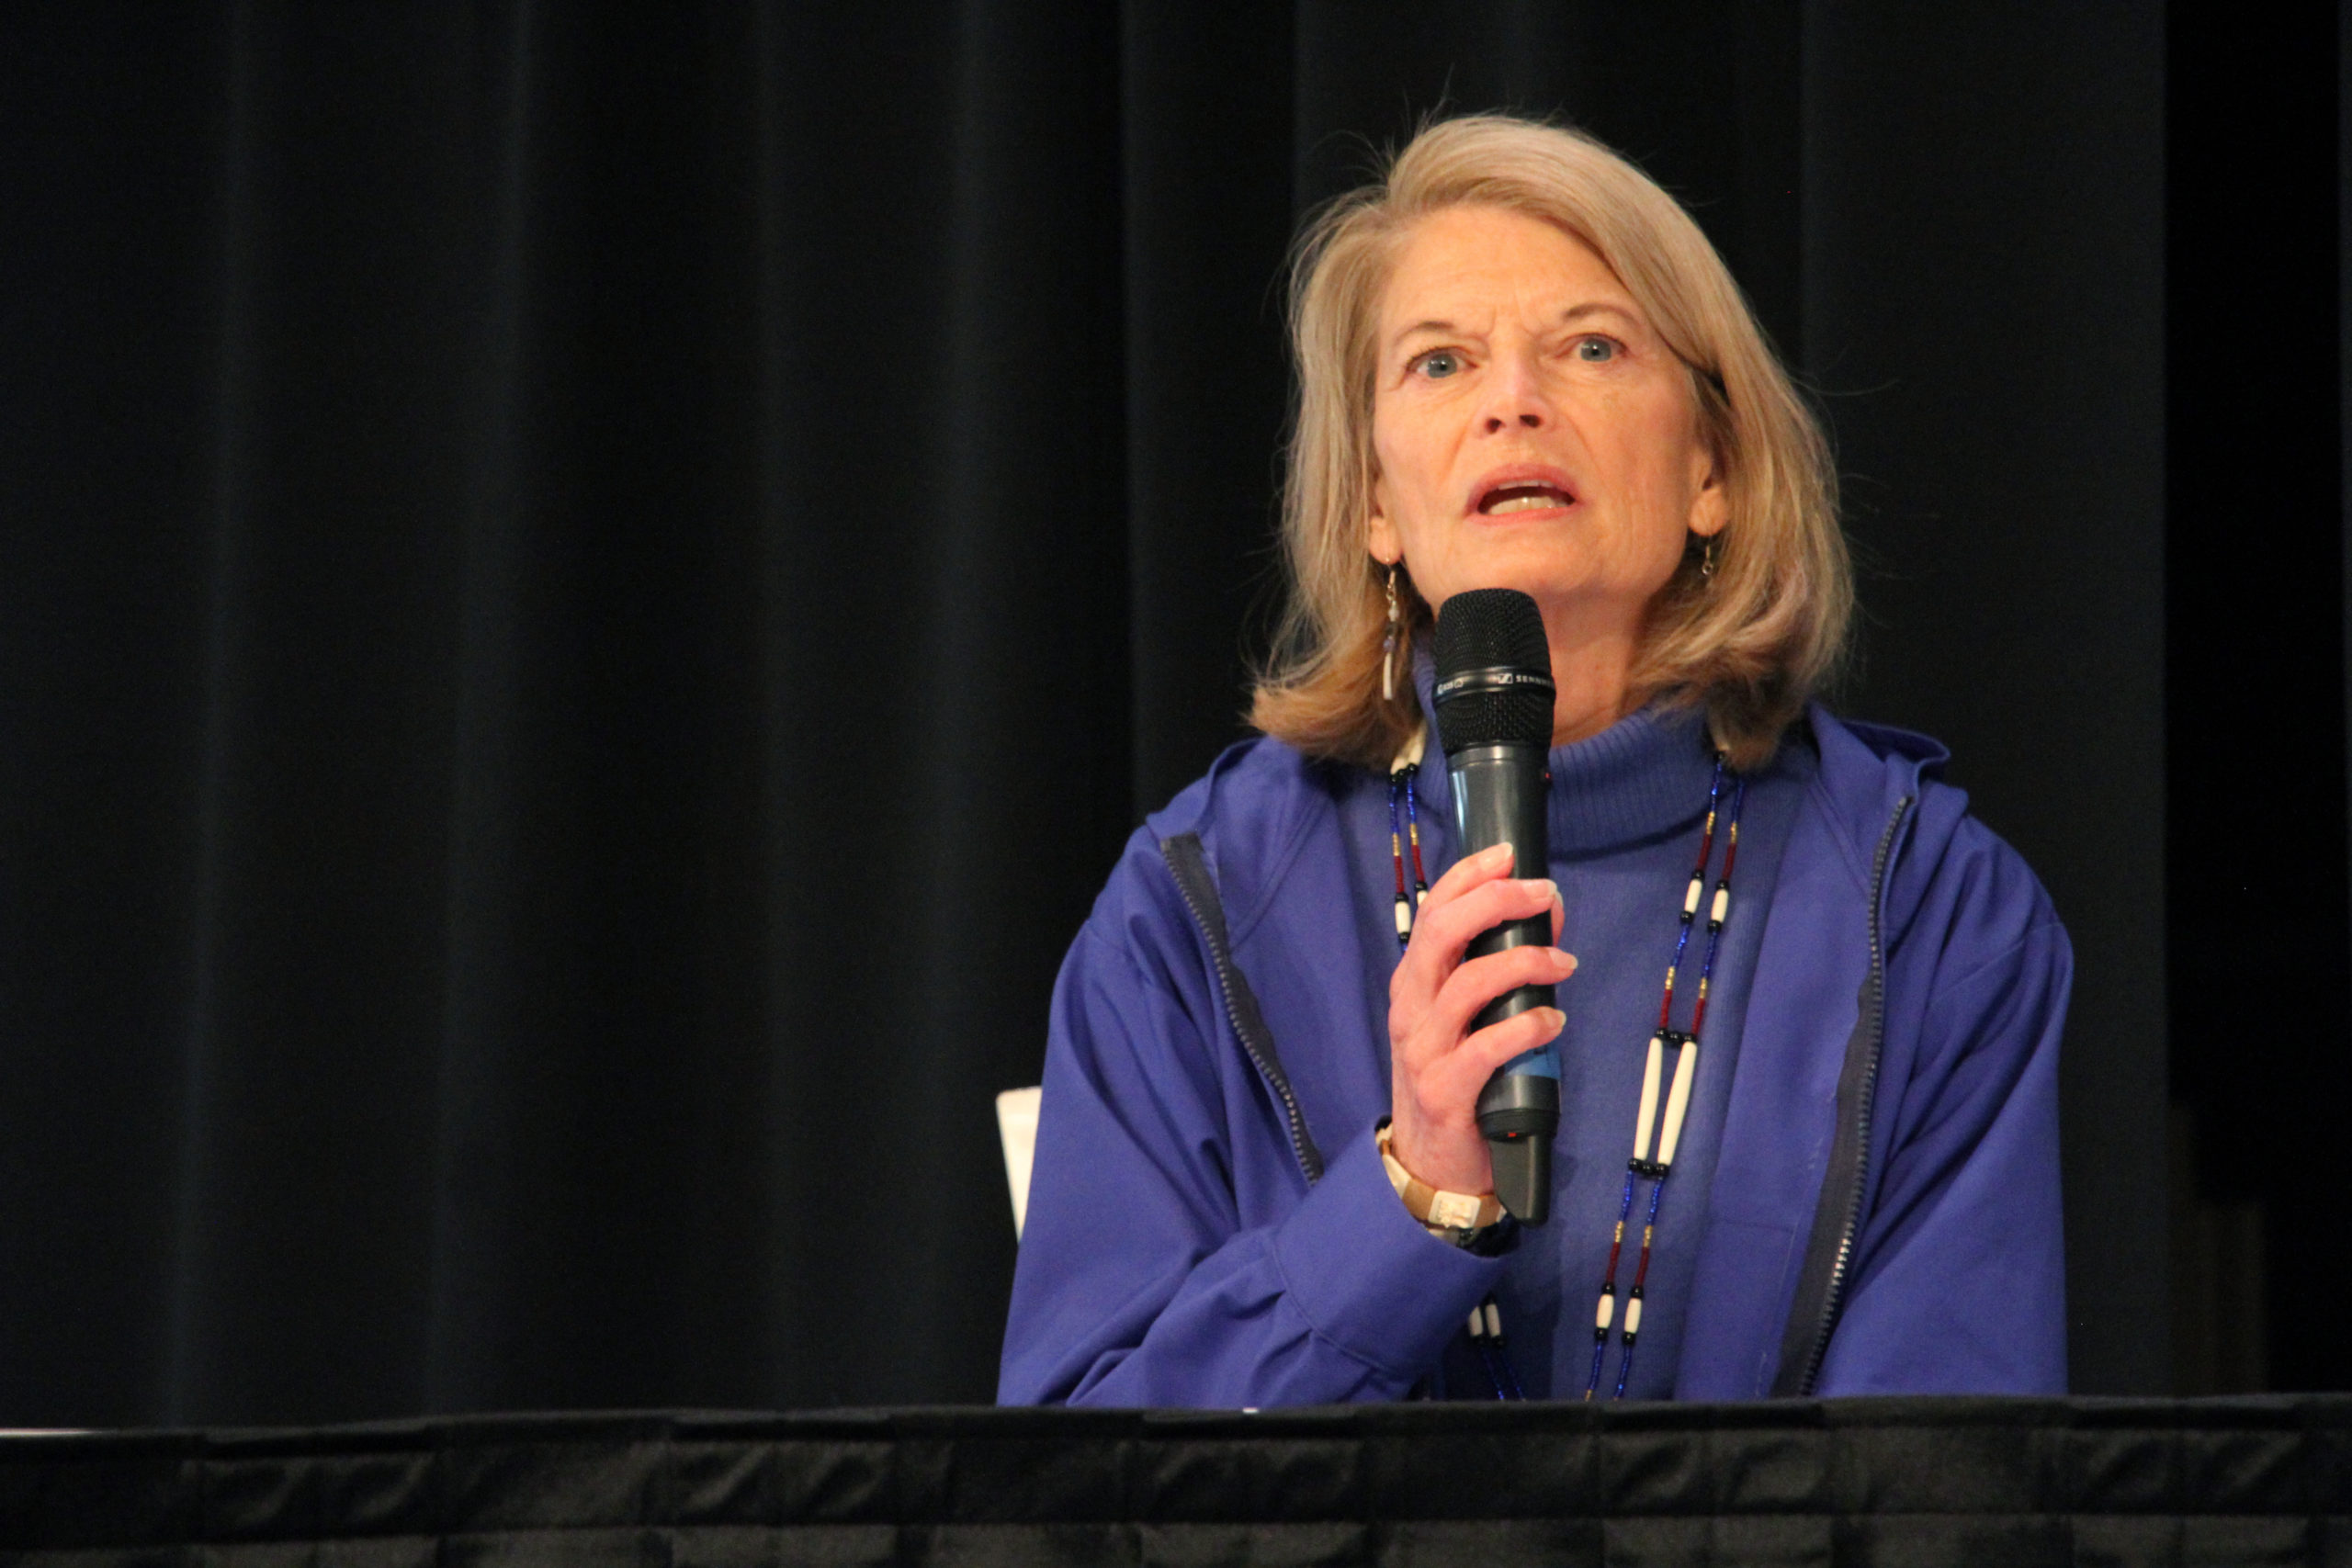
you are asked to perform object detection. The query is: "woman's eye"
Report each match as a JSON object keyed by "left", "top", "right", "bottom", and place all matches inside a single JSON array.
[
  {"left": 1410, "top": 349, "right": 1463, "bottom": 379},
  {"left": 1575, "top": 336, "right": 1619, "bottom": 363}
]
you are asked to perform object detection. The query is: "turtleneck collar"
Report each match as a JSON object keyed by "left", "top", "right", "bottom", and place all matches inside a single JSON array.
[{"left": 1408, "top": 646, "right": 1720, "bottom": 855}]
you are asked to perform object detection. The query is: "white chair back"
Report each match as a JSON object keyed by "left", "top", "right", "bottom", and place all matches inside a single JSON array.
[{"left": 995, "top": 1086, "right": 1042, "bottom": 1239}]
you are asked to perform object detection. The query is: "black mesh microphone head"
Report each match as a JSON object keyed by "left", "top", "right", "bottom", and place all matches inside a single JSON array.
[{"left": 1432, "top": 588, "right": 1555, "bottom": 754}]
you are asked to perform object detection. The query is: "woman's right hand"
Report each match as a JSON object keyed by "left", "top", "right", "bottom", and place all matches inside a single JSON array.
[{"left": 1385, "top": 840, "right": 1573, "bottom": 1197}]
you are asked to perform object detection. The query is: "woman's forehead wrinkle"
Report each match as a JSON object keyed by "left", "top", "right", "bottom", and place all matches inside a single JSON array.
[
  {"left": 1559, "top": 299, "right": 1642, "bottom": 328},
  {"left": 1387, "top": 282, "right": 1645, "bottom": 344}
]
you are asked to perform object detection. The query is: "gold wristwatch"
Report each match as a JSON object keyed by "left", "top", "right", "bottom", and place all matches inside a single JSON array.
[{"left": 1375, "top": 1119, "right": 1506, "bottom": 1245}]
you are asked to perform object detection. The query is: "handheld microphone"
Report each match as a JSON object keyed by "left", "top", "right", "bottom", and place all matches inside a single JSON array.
[{"left": 1431, "top": 588, "right": 1560, "bottom": 1224}]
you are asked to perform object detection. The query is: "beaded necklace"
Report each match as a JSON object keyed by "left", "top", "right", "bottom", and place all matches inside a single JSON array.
[
  {"left": 1584, "top": 759, "right": 1745, "bottom": 1399},
  {"left": 1385, "top": 730, "right": 1430, "bottom": 951},
  {"left": 1387, "top": 729, "right": 1746, "bottom": 1401}
]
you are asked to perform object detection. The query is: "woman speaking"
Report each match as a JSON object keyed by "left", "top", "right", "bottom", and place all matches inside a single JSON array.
[{"left": 1000, "top": 115, "right": 2067, "bottom": 1404}]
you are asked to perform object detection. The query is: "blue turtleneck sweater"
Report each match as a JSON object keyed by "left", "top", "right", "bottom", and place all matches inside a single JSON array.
[{"left": 1417, "top": 679, "right": 1814, "bottom": 1399}]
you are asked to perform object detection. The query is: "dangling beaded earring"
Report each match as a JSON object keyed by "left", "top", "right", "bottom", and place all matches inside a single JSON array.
[
  {"left": 1700, "top": 536, "right": 1719, "bottom": 581},
  {"left": 1380, "top": 562, "right": 1403, "bottom": 700}
]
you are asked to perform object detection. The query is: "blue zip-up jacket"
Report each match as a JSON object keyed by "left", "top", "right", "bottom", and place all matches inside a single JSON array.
[{"left": 1000, "top": 705, "right": 2068, "bottom": 1404}]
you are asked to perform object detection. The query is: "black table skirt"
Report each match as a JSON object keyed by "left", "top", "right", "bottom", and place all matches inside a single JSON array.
[{"left": 6, "top": 1398, "right": 2352, "bottom": 1566}]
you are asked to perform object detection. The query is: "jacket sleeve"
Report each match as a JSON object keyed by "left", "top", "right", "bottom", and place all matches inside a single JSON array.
[
  {"left": 997, "top": 908, "right": 1504, "bottom": 1408},
  {"left": 1812, "top": 885, "right": 2072, "bottom": 1397}
]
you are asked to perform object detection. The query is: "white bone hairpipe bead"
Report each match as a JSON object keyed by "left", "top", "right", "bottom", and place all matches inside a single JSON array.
[
  {"left": 1632, "top": 1034, "right": 1666, "bottom": 1160},
  {"left": 1657, "top": 1040, "right": 1701, "bottom": 1167}
]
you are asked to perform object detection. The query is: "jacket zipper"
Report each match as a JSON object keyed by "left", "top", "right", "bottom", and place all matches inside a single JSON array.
[
  {"left": 1160, "top": 834, "right": 1325, "bottom": 1184},
  {"left": 1789, "top": 794, "right": 1913, "bottom": 1396}
]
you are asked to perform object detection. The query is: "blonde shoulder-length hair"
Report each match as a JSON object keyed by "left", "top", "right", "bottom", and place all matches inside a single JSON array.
[{"left": 1250, "top": 114, "right": 1850, "bottom": 773}]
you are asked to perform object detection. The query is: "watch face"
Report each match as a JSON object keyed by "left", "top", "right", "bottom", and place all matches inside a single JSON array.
[{"left": 1430, "top": 1190, "right": 1485, "bottom": 1229}]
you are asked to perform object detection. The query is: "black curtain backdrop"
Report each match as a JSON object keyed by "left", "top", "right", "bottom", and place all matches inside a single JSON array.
[
  {"left": 2166, "top": 2, "right": 2351, "bottom": 1394},
  {"left": 0, "top": 1, "right": 2279, "bottom": 1425}
]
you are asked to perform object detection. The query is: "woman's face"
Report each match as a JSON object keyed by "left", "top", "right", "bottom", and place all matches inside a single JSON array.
[{"left": 1365, "top": 204, "right": 1725, "bottom": 640}]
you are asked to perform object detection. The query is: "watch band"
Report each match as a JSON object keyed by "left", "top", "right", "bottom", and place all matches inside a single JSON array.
[{"left": 1375, "top": 1119, "right": 1507, "bottom": 1236}]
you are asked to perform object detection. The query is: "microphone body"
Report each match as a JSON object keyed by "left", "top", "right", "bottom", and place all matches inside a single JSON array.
[{"left": 1431, "top": 588, "right": 1562, "bottom": 1224}]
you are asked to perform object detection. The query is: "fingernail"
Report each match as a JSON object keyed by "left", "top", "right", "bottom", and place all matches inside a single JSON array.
[
  {"left": 1524, "top": 878, "right": 1556, "bottom": 900},
  {"left": 1542, "top": 1008, "right": 1566, "bottom": 1032},
  {"left": 1552, "top": 948, "right": 1577, "bottom": 974},
  {"left": 1481, "top": 842, "right": 1514, "bottom": 869}
]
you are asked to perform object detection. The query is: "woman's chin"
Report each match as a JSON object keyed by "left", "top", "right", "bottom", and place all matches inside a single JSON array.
[{"left": 1437, "top": 569, "right": 1653, "bottom": 627}]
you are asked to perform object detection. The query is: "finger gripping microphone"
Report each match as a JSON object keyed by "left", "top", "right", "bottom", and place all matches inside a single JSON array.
[{"left": 1432, "top": 587, "right": 1560, "bottom": 1224}]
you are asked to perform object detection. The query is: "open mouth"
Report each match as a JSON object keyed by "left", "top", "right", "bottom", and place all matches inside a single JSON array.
[{"left": 1476, "top": 481, "right": 1576, "bottom": 515}]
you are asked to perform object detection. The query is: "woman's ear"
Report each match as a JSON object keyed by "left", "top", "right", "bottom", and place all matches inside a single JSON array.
[
  {"left": 1685, "top": 448, "right": 1729, "bottom": 539},
  {"left": 1367, "top": 502, "right": 1401, "bottom": 565},
  {"left": 1365, "top": 451, "right": 1405, "bottom": 563}
]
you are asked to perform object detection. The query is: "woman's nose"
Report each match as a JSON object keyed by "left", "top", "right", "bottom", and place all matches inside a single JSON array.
[{"left": 1478, "top": 351, "right": 1550, "bottom": 434}]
